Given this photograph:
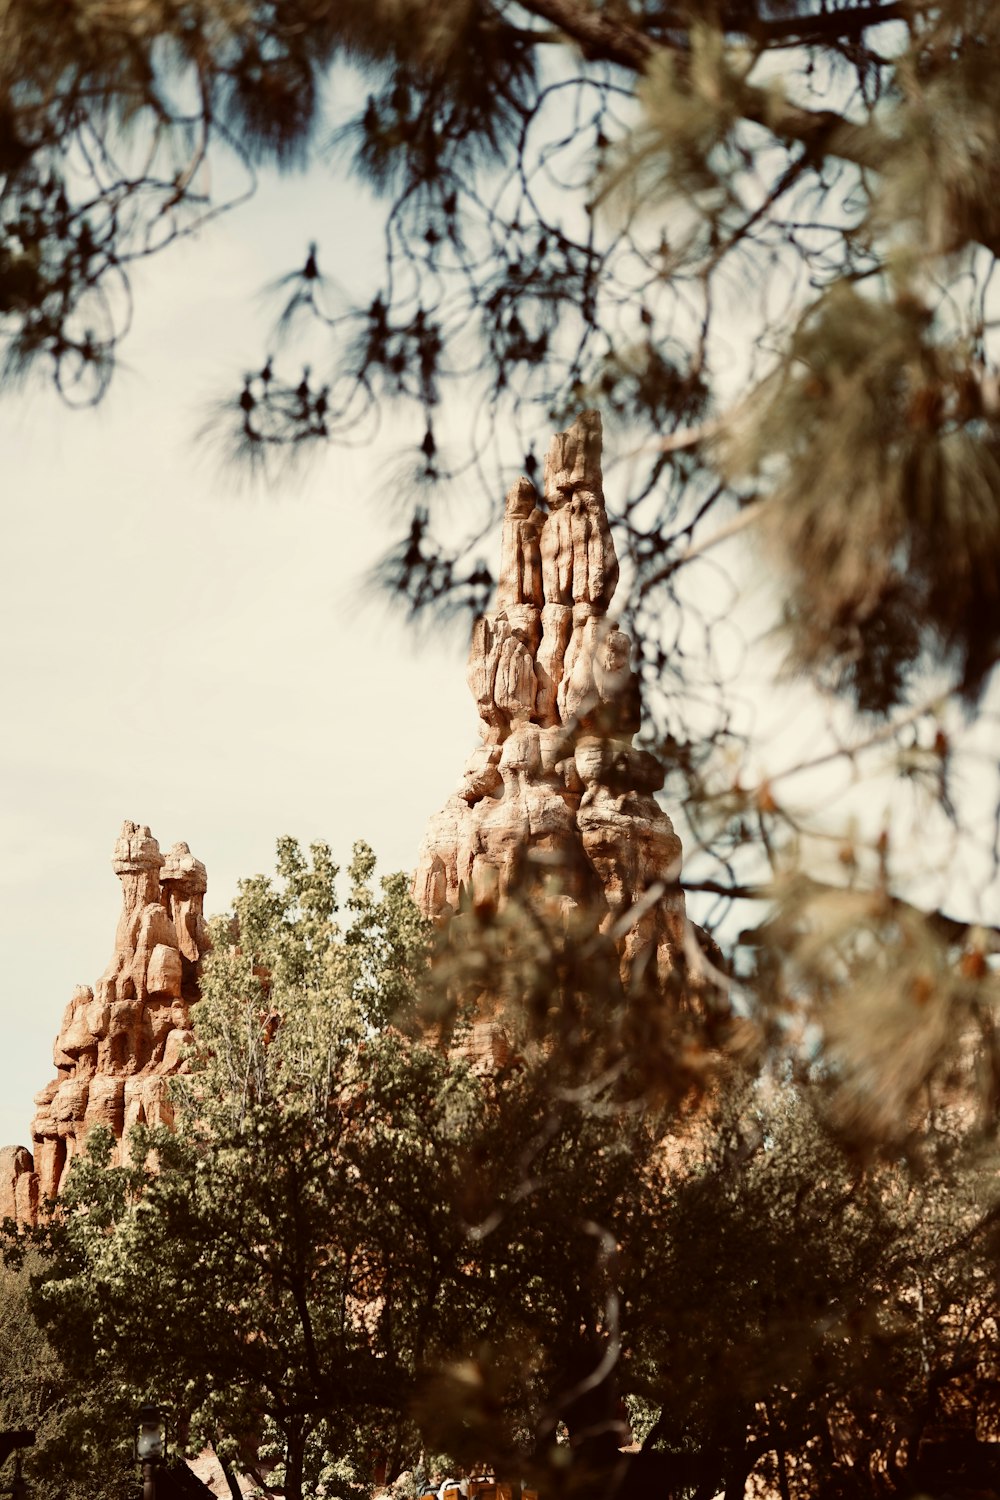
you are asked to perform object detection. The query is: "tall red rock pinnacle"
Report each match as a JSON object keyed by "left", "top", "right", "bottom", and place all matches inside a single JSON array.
[
  {"left": 412, "top": 412, "right": 690, "bottom": 1022},
  {"left": 1, "top": 821, "right": 209, "bottom": 1226}
]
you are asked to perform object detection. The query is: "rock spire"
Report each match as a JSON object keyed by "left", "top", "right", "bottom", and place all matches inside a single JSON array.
[
  {"left": 412, "top": 411, "right": 690, "bottom": 1026},
  {"left": 1, "top": 821, "right": 209, "bottom": 1226}
]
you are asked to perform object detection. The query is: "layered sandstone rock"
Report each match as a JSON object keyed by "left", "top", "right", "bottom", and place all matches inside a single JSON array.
[
  {"left": 3, "top": 822, "right": 208, "bottom": 1226},
  {"left": 413, "top": 412, "right": 694, "bottom": 1063}
]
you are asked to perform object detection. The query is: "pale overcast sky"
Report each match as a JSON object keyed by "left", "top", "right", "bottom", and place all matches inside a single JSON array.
[{"left": 1, "top": 164, "right": 481, "bottom": 1149}]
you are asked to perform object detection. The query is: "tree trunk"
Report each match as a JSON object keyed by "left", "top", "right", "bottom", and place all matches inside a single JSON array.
[
  {"left": 212, "top": 1443, "right": 245, "bottom": 1500},
  {"left": 724, "top": 1462, "right": 751, "bottom": 1500},
  {"left": 765, "top": 1399, "right": 791, "bottom": 1500},
  {"left": 722, "top": 1412, "right": 753, "bottom": 1500},
  {"left": 284, "top": 1420, "right": 306, "bottom": 1500}
]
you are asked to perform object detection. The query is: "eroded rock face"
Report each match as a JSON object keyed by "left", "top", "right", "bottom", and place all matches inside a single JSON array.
[
  {"left": 413, "top": 412, "right": 692, "bottom": 1065},
  {"left": 4, "top": 416, "right": 697, "bottom": 1210},
  {"left": 5, "top": 821, "right": 208, "bottom": 1225}
]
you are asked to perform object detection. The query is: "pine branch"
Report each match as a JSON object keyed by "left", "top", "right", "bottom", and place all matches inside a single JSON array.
[
  {"left": 512, "top": 0, "right": 892, "bottom": 168},
  {"left": 513, "top": 0, "right": 914, "bottom": 71},
  {"left": 701, "top": 872, "right": 1000, "bottom": 948},
  {"left": 511, "top": 0, "right": 654, "bottom": 70},
  {"left": 740, "top": 2, "right": 914, "bottom": 43}
]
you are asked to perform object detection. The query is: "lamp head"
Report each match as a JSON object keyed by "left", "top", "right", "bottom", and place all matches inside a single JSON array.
[{"left": 134, "top": 1404, "right": 166, "bottom": 1464}]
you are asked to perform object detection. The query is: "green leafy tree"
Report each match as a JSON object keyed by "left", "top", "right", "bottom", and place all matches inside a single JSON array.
[
  {"left": 602, "top": 1091, "right": 1000, "bottom": 1500},
  {"left": 0, "top": 1258, "right": 134, "bottom": 1500},
  {"left": 27, "top": 840, "right": 467, "bottom": 1500},
  {"left": 25, "top": 840, "right": 679, "bottom": 1500}
]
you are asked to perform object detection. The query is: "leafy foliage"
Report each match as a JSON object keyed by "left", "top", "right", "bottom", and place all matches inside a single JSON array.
[
  {"left": 626, "top": 1090, "right": 1000, "bottom": 1499},
  {"left": 21, "top": 841, "right": 671, "bottom": 1499},
  {"left": 0, "top": 1257, "right": 133, "bottom": 1500},
  {"left": 19, "top": 836, "right": 1000, "bottom": 1500}
]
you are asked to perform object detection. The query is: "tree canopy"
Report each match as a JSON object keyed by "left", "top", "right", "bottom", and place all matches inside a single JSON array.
[
  {"left": 16, "top": 838, "right": 1000, "bottom": 1500},
  {"left": 21, "top": 841, "right": 671, "bottom": 1500},
  {"left": 0, "top": 1258, "right": 132, "bottom": 1500}
]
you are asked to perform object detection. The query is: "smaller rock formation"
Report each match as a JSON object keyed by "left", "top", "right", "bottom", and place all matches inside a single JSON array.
[
  {"left": 0, "top": 1146, "right": 38, "bottom": 1229},
  {"left": 5, "top": 822, "right": 208, "bottom": 1225}
]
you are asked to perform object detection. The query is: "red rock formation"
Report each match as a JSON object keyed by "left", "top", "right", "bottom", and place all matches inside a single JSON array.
[
  {"left": 413, "top": 411, "right": 697, "bottom": 1064},
  {"left": 4, "top": 821, "right": 208, "bottom": 1226},
  {"left": 2, "top": 414, "right": 705, "bottom": 1214}
]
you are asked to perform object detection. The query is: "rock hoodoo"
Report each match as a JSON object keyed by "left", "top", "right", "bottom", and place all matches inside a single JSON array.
[
  {"left": 2, "top": 821, "right": 208, "bottom": 1226},
  {"left": 412, "top": 411, "right": 691, "bottom": 1043}
]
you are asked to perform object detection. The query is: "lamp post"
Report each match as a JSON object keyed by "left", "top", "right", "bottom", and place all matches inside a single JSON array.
[{"left": 134, "top": 1404, "right": 167, "bottom": 1500}]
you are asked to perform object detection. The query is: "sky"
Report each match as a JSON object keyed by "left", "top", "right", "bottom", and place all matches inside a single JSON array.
[{"left": 0, "top": 162, "right": 482, "bottom": 1150}]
